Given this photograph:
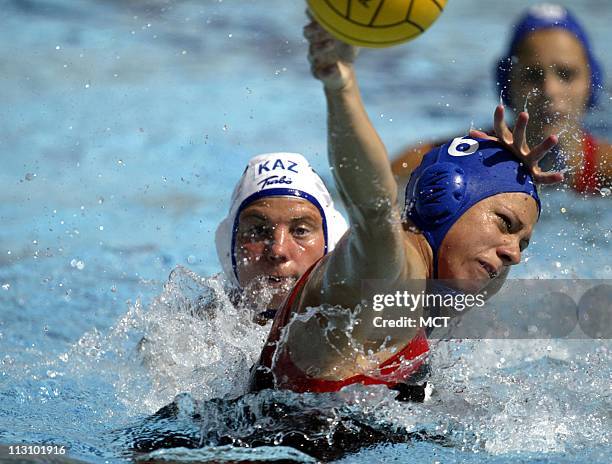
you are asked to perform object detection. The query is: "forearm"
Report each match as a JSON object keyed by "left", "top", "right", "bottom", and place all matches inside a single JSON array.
[{"left": 325, "top": 74, "right": 398, "bottom": 219}]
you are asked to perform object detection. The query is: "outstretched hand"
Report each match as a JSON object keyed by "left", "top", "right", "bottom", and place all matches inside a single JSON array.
[
  {"left": 304, "top": 13, "right": 358, "bottom": 91},
  {"left": 470, "top": 105, "right": 564, "bottom": 185}
]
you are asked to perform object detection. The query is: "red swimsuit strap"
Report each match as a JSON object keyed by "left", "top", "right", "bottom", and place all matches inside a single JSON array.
[
  {"left": 574, "top": 132, "right": 599, "bottom": 193},
  {"left": 258, "top": 258, "right": 322, "bottom": 371}
]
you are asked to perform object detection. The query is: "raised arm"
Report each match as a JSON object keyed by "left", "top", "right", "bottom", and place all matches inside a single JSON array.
[
  {"left": 265, "top": 21, "right": 429, "bottom": 380},
  {"left": 303, "top": 20, "right": 426, "bottom": 301},
  {"left": 305, "top": 21, "right": 398, "bottom": 219}
]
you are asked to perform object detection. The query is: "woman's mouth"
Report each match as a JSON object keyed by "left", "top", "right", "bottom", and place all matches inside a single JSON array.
[
  {"left": 267, "top": 275, "right": 296, "bottom": 287},
  {"left": 478, "top": 260, "right": 499, "bottom": 279}
]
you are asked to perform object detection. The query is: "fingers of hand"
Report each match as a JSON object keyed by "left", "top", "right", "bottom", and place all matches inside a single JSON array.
[
  {"left": 308, "top": 39, "right": 336, "bottom": 62},
  {"left": 308, "top": 45, "right": 341, "bottom": 79},
  {"left": 535, "top": 171, "right": 564, "bottom": 185},
  {"left": 337, "top": 42, "right": 358, "bottom": 63},
  {"left": 308, "top": 52, "right": 336, "bottom": 78},
  {"left": 526, "top": 134, "right": 558, "bottom": 165},
  {"left": 303, "top": 20, "right": 331, "bottom": 43},
  {"left": 313, "top": 63, "right": 339, "bottom": 81},
  {"left": 531, "top": 165, "right": 564, "bottom": 185},
  {"left": 512, "top": 112, "right": 529, "bottom": 154},
  {"left": 306, "top": 29, "right": 339, "bottom": 76},
  {"left": 493, "top": 105, "right": 513, "bottom": 145},
  {"left": 469, "top": 129, "right": 492, "bottom": 140}
]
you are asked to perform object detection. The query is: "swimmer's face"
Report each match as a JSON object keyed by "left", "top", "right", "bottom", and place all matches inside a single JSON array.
[
  {"left": 509, "top": 29, "right": 591, "bottom": 137},
  {"left": 235, "top": 197, "right": 325, "bottom": 309},
  {"left": 437, "top": 193, "right": 538, "bottom": 294}
]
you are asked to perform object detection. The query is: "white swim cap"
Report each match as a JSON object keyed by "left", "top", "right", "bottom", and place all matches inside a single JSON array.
[{"left": 215, "top": 152, "right": 348, "bottom": 287}]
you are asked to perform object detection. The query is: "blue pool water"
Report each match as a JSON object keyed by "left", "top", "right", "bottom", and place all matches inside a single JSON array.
[{"left": 1, "top": 0, "right": 610, "bottom": 462}]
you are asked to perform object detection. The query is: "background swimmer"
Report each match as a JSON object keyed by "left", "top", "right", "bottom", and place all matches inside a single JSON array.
[{"left": 393, "top": 3, "right": 610, "bottom": 194}]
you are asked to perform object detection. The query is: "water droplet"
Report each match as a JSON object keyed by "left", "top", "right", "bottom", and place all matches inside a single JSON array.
[{"left": 70, "top": 259, "right": 85, "bottom": 270}]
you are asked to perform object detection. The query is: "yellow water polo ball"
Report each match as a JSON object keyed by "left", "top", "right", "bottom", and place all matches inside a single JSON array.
[{"left": 307, "top": 0, "right": 447, "bottom": 48}]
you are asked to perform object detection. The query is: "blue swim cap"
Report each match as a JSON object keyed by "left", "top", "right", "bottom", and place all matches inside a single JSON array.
[
  {"left": 496, "top": 4, "right": 603, "bottom": 109},
  {"left": 404, "top": 137, "right": 540, "bottom": 277}
]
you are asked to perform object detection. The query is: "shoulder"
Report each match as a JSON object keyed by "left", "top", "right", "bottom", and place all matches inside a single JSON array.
[
  {"left": 594, "top": 137, "right": 612, "bottom": 166},
  {"left": 391, "top": 137, "right": 454, "bottom": 181},
  {"left": 587, "top": 134, "right": 612, "bottom": 185},
  {"left": 391, "top": 141, "right": 435, "bottom": 180}
]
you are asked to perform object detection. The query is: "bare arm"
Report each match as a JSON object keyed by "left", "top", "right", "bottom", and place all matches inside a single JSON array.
[
  {"left": 303, "top": 20, "right": 423, "bottom": 299},
  {"left": 271, "top": 21, "right": 429, "bottom": 380}
]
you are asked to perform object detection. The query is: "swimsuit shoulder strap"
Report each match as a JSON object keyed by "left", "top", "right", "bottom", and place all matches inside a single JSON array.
[
  {"left": 249, "top": 258, "right": 323, "bottom": 391},
  {"left": 574, "top": 132, "right": 599, "bottom": 193}
]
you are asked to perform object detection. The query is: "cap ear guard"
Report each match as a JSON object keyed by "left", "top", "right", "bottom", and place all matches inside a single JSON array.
[{"left": 412, "top": 163, "right": 467, "bottom": 226}]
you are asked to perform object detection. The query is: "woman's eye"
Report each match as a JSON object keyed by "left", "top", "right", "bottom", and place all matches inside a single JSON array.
[
  {"left": 522, "top": 67, "right": 543, "bottom": 84},
  {"left": 557, "top": 67, "right": 576, "bottom": 82},
  {"left": 497, "top": 214, "right": 512, "bottom": 232},
  {"left": 246, "top": 225, "right": 268, "bottom": 239},
  {"left": 293, "top": 226, "right": 310, "bottom": 237}
]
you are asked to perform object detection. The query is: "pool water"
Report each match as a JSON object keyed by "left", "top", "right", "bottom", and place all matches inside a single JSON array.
[{"left": 1, "top": 0, "right": 610, "bottom": 462}]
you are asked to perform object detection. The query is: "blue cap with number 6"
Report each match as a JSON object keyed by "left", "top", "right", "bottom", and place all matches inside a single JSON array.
[{"left": 403, "top": 137, "right": 540, "bottom": 276}]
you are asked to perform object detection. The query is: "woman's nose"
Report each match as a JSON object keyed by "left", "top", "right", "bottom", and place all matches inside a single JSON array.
[
  {"left": 266, "top": 226, "right": 291, "bottom": 262},
  {"left": 541, "top": 69, "right": 565, "bottom": 101},
  {"left": 497, "top": 240, "right": 521, "bottom": 266}
]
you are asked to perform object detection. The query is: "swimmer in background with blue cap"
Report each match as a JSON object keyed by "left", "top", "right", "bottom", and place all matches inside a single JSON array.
[
  {"left": 393, "top": 3, "right": 610, "bottom": 194},
  {"left": 249, "top": 18, "right": 563, "bottom": 396},
  {"left": 215, "top": 152, "right": 347, "bottom": 323}
]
